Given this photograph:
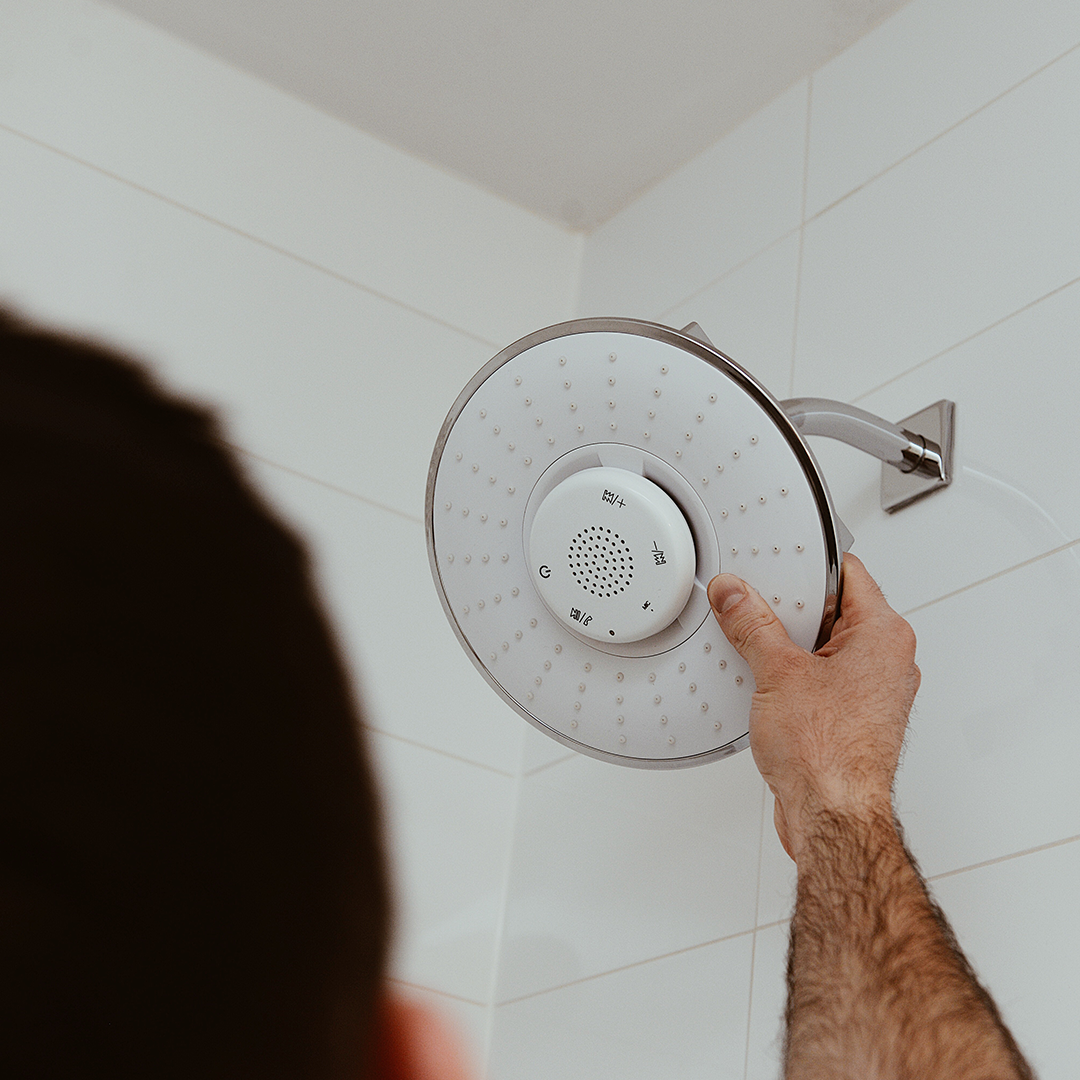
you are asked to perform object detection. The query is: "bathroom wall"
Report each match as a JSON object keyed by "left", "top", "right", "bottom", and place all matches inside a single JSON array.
[
  {"left": 490, "top": 0, "right": 1080, "bottom": 1076},
  {"left": 0, "top": 0, "right": 581, "bottom": 1068}
]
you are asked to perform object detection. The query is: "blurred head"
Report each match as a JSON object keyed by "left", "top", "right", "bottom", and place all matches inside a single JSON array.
[{"left": 0, "top": 308, "right": 392, "bottom": 1078}]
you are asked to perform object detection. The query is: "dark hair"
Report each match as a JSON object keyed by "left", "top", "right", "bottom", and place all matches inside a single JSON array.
[{"left": 0, "top": 308, "right": 391, "bottom": 1079}]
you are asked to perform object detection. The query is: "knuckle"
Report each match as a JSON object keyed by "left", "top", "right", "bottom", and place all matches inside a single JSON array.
[{"left": 730, "top": 607, "right": 776, "bottom": 651}]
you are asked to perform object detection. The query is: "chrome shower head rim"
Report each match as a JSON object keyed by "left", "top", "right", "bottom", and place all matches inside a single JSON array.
[{"left": 425, "top": 318, "right": 843, "bottom": 768}]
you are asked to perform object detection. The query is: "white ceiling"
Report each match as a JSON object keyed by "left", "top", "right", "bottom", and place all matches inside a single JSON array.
[{"left": 103, "top": 0, "right": 912, "bottom": 231}]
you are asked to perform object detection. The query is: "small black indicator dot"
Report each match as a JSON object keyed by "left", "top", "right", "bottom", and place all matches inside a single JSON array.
[{"left": 609, "top": 630, "right": 616, "bottom": 636}]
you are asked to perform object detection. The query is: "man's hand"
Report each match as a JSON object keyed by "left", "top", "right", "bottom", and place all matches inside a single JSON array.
[{"left": 707, "top": 555, "right": 920, "bottom": 861}]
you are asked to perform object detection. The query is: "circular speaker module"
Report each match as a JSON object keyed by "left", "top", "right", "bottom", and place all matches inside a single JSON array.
[
  {"left": 426, "top": 319, "right": 843, "bottom": 768},
  {"left": 528, "top": 466, "right": 696, "bottom": 643}
]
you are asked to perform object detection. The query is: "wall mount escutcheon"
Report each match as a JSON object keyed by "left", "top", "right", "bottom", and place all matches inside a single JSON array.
[{"left": 780, "top": 396, "right": 955, "bottom": 513}]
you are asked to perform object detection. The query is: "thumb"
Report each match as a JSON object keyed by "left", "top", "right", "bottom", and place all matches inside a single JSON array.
[{"left": 708, "top": 574, "right": 799, "bottom": 680}]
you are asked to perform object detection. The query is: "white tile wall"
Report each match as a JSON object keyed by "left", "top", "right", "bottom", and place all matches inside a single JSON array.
[
  {"left": 797, "top": 277, "right": 1080, "bottom": 615},
  {"left": 662, "top": 233, "right": 803, "bottom": 400},
  {"left": 577, "top": 81, "right": 808, "bottom": 322},
  {"left": 505, "top": 0, "right": 1080, "bottom": 1076},
  {"left": 805, "top": 0, "right": 1080, "bottom": 217},
  {"left": 745, "top": 923, "right": 789, "bottom": 1080},
  {"left": 495, "top": 750, "right": 765, "bottom": 1003},
  {"left": 245, "top": 460, "right": 527, "bottom": 773},
  {"left": 490, "top": 933, "right": 755, "bottom": 1080},
  {"left": 755, "top": 798, "right": 798, "bottom": 930},
  {"left": 372, "top": 731, "right": 518, "bottom": 1003},
  {"left": 1, "top": 0, "right": 581, "bottom": 347},
  {"left": 795, "top": 44, "right": 1080, "bottom": 403},
  {"left": 0, "top": 126, "right": 500, "bottom": 521},
  {"left": 897, "top": 545, "right": 1080, "bottom": 879},
  {"left": 929, "top": 841, "right": 1080, "bottom": 1079}
]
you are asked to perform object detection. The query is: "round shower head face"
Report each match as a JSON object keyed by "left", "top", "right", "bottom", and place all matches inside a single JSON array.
[{"left": 426, "top": 319, "right": 841, "bottom": 768}]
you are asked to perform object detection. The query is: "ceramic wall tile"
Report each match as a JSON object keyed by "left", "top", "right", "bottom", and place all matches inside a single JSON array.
[
  {"left": 751, "top": 846, "right": 1080, "bottom": 1080},
  {"left": 495, "top": 749, "right": 765, "bottom": 1002},
  {"left": 371, "top": 731, "right": 518, "bottom": 1004},
  {"left": 796, "top": 47, "right": 1080, "bottom": 403},
  {"left": 756, "top": 794, "right": 798, "bottom": 930},
  {"left": 245, "top": 461, "right": 527, "bottom": 773},
  {"left": 1, "top": 0, "right": 581, "bottom": 345},
  {"left": 663, "top": 233, "right": 802, "bottom": 401},
  {"left": 793, "top": 278, "right": 1080, "bottom": 616},
  {"left": 519, "top": 725, "right": 577, "bottom": 776},
  {"left": 745, "top": 923, "right": 789, "bottom": 1080},
  {"left": 489, "top": 934, "right": 754, "bottom": 1080},
  {"left": 895, "top": 545, "right": 1080, "bottom": 878},
  {"left": 806, "top": 0, "right": 1080, "bottom": 216},
  {"left": 929, "top": 841, "right": 1080, "bottom": 1078},
  {"left": 578, "top": 82, "right": 807, "bottom": 321},
  {"left": 0, "top": 127, "right": 491, "bottom": 520}
]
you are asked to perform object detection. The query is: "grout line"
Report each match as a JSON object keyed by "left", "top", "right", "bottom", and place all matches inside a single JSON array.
[
  {"left": 230, "top": 445, "right": 425, "bottom": 524},
  {"left": 788, "top": 224, "right": 805, "bottom": 400},
  {"left": 743, "top": 928, "right": 760, "bottom": 1080},
  {"left": 495, "top": 925, "right": 758, "bottom": 1008},
  {"left": 927, "top": 833, "right": 1080, "bottom": 884},
  {"left": 804, "top": 39, "right": 1080, "bottom": 226},
  {"left": 751, "top": 781, "right": 770, "bottom": 932},
  {"left": 851, "top": 274, "right": 1080, "bottom": 405},
  {"left": 363, "top": 723, "right": 517, "bottom": 778},
  {"left": 755, "top": 917, "right": 790, "bottom": 933},
  {"left": 900, "top": 538, "right": 1080, "bottom": 618},
  {"left": 567, "top": 231, "right": 589, "bottom": 319},
  {"left": 655, "top": 226, "right": 802, "bottom": 324},
  {"left": 385, "top": 977, "right": 487, "bottom": 1009},
  {"left": 0, "top": 121, "right": 503, "bottom": 353},
  {"left": 788, "top": 75, "right": 814, "bottom": 400},
  {"left": 800, "top": 75, "right": 813, "bottom": 226},
  {"left": 744, "top": 779, "right": 771, "bottom": 1079},
  {"left": 521, "top": 750, "right": 578, "bottom": 778},
  {"left": 482, "top": 744, "right": 526, "bottom": 1071}
]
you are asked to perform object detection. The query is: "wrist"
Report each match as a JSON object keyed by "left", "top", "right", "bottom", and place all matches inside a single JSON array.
[{"left": 787, "top": 794, "right": 898, "bottom": 867}]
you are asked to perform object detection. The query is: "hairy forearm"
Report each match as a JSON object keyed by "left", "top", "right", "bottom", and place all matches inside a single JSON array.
[{"left": 784, "top": 809, "right": 1034, "bottom": 1080}]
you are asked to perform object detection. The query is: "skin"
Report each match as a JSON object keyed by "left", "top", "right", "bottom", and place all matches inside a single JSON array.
[
  {"left": 708, "top": 556, "right": 1034, "bottom": 1080},
  {"left": 372, "top": 993, "right": 475, "bottom": 1080}
]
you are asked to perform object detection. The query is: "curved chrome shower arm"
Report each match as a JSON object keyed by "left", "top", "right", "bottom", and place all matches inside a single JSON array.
[
  {"left": 781, "top": 397, "right": 946, "bottom": 481},
  {"left": 676, "top": 325, "right": 954, "bottom": 514}
]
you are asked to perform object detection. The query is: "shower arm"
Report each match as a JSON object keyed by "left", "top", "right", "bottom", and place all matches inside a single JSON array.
[
  {"left": 780, "top": 398, "right": 946, "bottom": 480},
  {"left": 779, "top": 397, "right": 955, "bottom": 513},
  {"left": 676, "top": 325, "right": 955, "bottom": 513}
]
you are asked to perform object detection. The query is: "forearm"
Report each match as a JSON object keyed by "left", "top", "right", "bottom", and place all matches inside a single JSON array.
[{"left": 784, "top": 809, "right": 1034, "bottom": 1080}]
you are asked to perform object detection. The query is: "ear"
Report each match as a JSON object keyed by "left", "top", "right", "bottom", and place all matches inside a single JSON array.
[{"left": 370, "top": 993, "right": 474, "bottom": 1080}]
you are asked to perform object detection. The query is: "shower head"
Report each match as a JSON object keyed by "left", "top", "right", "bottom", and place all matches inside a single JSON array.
[{"left": 425, "top": 318, "right": 952, "bottom": 768}]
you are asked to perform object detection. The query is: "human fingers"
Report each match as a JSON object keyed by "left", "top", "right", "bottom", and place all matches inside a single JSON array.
[
  {"left": 831, "top": 554, "right": 893, "bottom": 626},
  {"left": 814, "top": 555, "right": 900, "bottom": 657},
  {"left": 708, "top": 574, "right": 803, "bottom": 682}
]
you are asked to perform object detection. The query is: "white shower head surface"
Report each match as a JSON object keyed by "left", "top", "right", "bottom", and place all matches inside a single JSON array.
[{"left": 426, "top": 319, "right": 842, "bottom": 768}]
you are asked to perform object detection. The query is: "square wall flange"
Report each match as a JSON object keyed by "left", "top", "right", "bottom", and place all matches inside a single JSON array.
[{"left": 881, "top": 400, "right": 955, "bottom": 513}]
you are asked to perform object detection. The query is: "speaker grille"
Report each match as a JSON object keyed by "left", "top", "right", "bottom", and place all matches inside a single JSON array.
[{"left": 568, "top": 527, "right": 634, "bottom": 597}]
